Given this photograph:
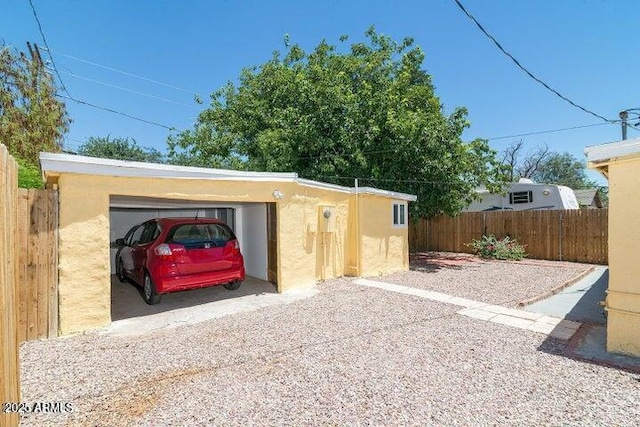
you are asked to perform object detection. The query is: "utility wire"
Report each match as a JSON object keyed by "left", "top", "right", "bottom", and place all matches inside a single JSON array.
[
  {"left": 284, "top": 122, "right": 616, "bottom": 162},
  {"left": 28, "top": 1, "right": 182, "bottom": 131},
  {"left": 484, "top": 122, "right": 612, "bottom": 141},
  {"left": 56, "top": 94, "right": 180, "bottom": 131},
  {"left": 57, "top": 69, "right": 200, "bottom": 110},
  {"left": 28, "top": 0, "right": 70, "bottom": 97},
  {"left": 451, "top": 0, "right": 613, "bottom": 123},
  {"left": 42, "top": 47, "right": 202, "bottom": 96}
]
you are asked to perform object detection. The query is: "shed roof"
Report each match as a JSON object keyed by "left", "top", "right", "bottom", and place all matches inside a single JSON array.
[{"left": 40, "top": 152, "right": 417, "bottom": 201}]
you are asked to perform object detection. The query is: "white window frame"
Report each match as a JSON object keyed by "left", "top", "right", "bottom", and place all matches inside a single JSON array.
[{"left": 392, "top": 201, "right": 407, "bottom": 228}]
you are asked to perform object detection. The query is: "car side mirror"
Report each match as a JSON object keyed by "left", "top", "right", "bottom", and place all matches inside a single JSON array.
[{"left": 115, "top": 238, "right": 126, "bottom": 246}]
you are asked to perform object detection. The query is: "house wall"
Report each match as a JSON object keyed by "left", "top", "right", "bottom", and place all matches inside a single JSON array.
[
  {"left": 54, "top": 173, "right": 408, "bottom": 335},
  {"left": 604, "top": 158, "right": 640, "bottom": 356},
  {"left": 358, "top": 194, "right": 410, "bottom": 276}
]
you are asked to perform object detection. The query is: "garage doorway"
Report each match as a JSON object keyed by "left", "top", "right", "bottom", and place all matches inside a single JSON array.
[
  {"left": 267, "top": 202, "right": 278, "bottom": 285},
  {"left": 109, "top": 196, "right": 275, "bottom": 321}
]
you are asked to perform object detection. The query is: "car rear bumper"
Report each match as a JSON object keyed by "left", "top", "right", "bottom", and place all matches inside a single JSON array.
[{"left": 154, "top": 267, "right": 245, "bottom": 294}]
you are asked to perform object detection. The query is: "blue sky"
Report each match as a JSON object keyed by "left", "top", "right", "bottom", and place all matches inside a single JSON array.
[{"left": 5, "top": 0, "right": 639, "bottom": 185}]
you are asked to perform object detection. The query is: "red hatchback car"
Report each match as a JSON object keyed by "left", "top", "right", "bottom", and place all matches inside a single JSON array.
[{"left": 115, "top": 218, "right": 245, "bottom": 304}]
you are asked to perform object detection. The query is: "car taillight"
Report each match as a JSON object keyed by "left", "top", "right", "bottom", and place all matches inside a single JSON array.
[
  {"left": 225, "top": 240, "right": 240, "bottom": 255},
  {"left": 154, "top": 244, "right": 172, "bottom": 256}
]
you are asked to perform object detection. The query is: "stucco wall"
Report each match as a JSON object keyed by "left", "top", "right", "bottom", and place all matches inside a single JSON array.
[
  {"left": 605, "top": 158, "right": 640, "bottom": 356},
  {"left": 358, "top": 194, "right": 410, "bottom": 277},
  {"left": 57, "top": 175, "right": 111, "bottom": 334},
  {"left": 276, "top": 186, "right": 352, "bottom": 291},
  {"left": 54, "top": 173, "right": 409, "bottom": 335}
]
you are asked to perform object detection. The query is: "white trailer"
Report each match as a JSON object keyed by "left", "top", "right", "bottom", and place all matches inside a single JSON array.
[{"left": 464, "top": 179, "right": 579, "bottom": 212}]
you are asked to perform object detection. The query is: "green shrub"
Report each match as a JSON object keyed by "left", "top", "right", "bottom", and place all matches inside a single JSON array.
[
  {"left": 467, "top": 235, "right": 526, "bottom": 261},
  {"left": 17, "top": 158, "right": 43, "bottom": 189}
]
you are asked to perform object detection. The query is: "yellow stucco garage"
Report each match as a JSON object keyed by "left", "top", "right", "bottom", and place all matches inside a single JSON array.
[
  {"left": 40, "top": 153, "right": 416, "bottom": 335},
  {"left": 586, "top": 137, "right": 640, "bottom": 357}
]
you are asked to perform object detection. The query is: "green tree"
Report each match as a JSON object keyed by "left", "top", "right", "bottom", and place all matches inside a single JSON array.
[
  {"left": 78, "top": 136, "right": 165, "bottom": 163},
  {"left": 531, "top": 152, "right": 596, "bottom": 189},
  {"left": 169, "top": 28, "right": 508, "bottom": 217},
  {"left": 0, "top": 43, "right": 70, "bottom": 187}
]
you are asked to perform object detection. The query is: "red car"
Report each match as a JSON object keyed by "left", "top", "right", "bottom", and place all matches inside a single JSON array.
[{"left": 115, "top": 218, "right": 245, "bottom": 304}]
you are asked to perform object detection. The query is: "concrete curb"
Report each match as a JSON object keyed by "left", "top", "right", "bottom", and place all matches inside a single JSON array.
[{"left": 517, "top": 266, "right": 596, "bottom": 307}]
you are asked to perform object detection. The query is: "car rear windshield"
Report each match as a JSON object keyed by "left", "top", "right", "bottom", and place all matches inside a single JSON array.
[{"left": 166, "top": 223, "right": 236, "bottom": 248}]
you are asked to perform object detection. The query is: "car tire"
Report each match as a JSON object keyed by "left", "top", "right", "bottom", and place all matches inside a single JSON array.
[
  {"left": 223, "top": 281, "right": 242, "bottom": 291},
  {"left": 143, "top": 274, "right": 162, "bottom": 305},
  {"left": 116, "top": 258, "right": 127, "bottom": 283}
]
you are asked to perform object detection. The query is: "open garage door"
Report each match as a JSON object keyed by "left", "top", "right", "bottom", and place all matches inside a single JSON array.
[
  {"left": 109, "top": 196, "right": 273, "bottom": 320},
  {"left": 110, "top": 196, "right": 269, "bottom": 279}
]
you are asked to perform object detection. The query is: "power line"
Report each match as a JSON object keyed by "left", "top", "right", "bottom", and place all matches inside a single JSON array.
[
  {"left": 450, "top": 0, "right": 613, "bottom": 123},
  {"left": 281, "top": 122, "right": 617, "bottom": 162},
  {"left": 42, "top": 47, "right": 202, "bottom": 97},
  {"left": 57, "top": 69, "right": 200, "bottom": 110},
  {"left": 484, "top": 122, "right": 613, "bottom": 141},
  {"left": 27, "top": 0, "right": 70, "bottom": 97},
  {"left": 56, "top": 94, "right": 180, "bottom": 131},
  {"left": 27, "top": 1, "right": 182, "bottom": 131}
]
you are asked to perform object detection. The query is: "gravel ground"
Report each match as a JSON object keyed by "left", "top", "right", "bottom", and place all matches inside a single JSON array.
[
  {"left": 19, "top": 277, "right": 640, "bottom": 426},
  {"left": 380, "top": 252, "right": 592, "bottom": 307}
]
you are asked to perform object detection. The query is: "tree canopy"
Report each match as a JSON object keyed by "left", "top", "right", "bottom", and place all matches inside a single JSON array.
[
  {"left": 531, "top": 152, "right": 597, "bottom": 190},
  {"left": 0, "top": 43, "right": 70, "bottom": 187},
  {"left": 168, "top": 28, "right": 507, "bottom": 217},
  {"left": 78, "top": 136, "right": 165, "bottom": 163},
  {"left": 500, "top": 141, "right": 596, "bottom": 189}
]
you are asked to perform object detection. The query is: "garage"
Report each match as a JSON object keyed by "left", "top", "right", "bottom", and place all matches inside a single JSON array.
[
  {"left": 40, "top": 152, "right": 416, "bottom": 336},
  {"left": 108, "top": 196, "right": 278, "bottom": 320}
]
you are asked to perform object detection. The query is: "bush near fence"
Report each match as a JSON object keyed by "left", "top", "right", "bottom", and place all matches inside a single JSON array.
[{"left": 409, "top": 209, "right": 608, "bottom": 265}]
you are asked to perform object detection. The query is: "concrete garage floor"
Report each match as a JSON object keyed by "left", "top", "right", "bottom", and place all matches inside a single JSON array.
[{"left": 108, "top": 275, "right": 316, "bottom": 337}]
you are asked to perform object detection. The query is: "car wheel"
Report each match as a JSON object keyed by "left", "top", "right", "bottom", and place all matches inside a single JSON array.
[
  {"left": 223, "top": 281, "right": 242, "bottom": 291},
  {"left": 116, "top": 258, "right": 127, "bottom": 283},
  {"left": 143, "top": 274, "right": 162, "bottom": 305}
]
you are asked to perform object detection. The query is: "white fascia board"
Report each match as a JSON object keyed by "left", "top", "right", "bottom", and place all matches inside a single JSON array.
[
  {"left": 296, "top": 178, "right": 354, "bottom": 194},
  {"left": 296, "top": 179, "right": 417, "bottom": 201},
  {"left": 40, "top": 152, "right": 418, "bottom": 201},
  {"left": 584, "top": 138, "right": 640, "bottom": 164},
  {"left": 357, "top": 186, "right": 418, "bottom": 201},
  {"left": 39, "top": 152, "right": 298, "bottom": 180}
]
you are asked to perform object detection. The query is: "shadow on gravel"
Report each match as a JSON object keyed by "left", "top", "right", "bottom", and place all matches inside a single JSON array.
[
  {"left": 535, "top": 269, "right": 640, "bottom": 374},
  {"left": 410, "top": 252, "right": 480, "bottom": 273},
  {"left": 111, "top": 275, "right": 277, "bottom": 321}
]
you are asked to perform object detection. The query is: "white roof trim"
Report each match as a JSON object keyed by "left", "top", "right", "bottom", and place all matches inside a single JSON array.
[
  {"left": 39, "top": 152, "right": 417, "bottom": 201},
  {"left": 296, "top": 179, "right": 417, "bottom": 201},
  {"left": 357, "top": 186, "right": 418, "bottom": 201},
  {"left": 585, "top": 138, "right": 640, "bottom": 164},
  {"left": 40, "top": 152, "right": 298, "bottom": 179}
]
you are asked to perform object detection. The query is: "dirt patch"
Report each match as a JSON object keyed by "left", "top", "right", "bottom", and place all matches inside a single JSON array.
[
  {"left": 75, "top": 367, "right": 210, "bottom": 427},
  {"left": 410, "top": 251, "right": 484, "bottom": 271}
]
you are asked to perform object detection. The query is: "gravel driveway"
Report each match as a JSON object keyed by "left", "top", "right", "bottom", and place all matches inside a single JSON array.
[
  {"left": 381, "top": 252, "right": 593, "bottom": 307},
  {"left": 19, "top": 260, "right": 638, "bottom": 426}
]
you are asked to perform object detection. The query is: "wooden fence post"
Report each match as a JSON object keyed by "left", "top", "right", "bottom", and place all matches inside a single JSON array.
[
  {"left": 559, "top": 210, "right": 563, "bottom": 261},
  {"left": 1, "top": 144, "right": 20, "bottom": 427}
]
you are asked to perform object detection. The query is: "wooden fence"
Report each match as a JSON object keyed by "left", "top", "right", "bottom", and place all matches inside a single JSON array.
[
  {"left": 1, "top": 145, "right": 20, "bottom": 427},
  {"left": 409, "top": 209, "right": 608, "bottom": 264},
  {"left": 17, "top": 188, "right": 59, "bottom": 342}
]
